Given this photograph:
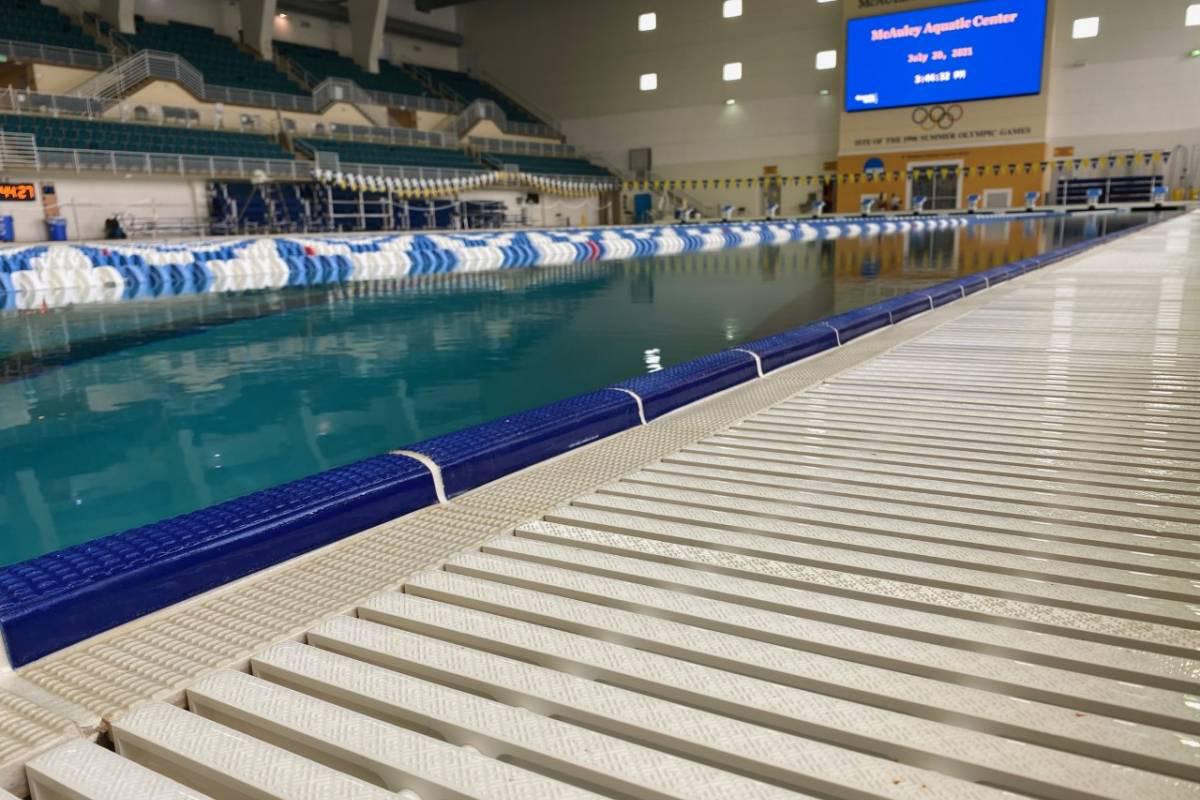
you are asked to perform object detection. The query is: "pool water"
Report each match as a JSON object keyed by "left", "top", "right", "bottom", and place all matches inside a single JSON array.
[{"left": 0, "top": 213, "right": 1158, "bottom": 565}]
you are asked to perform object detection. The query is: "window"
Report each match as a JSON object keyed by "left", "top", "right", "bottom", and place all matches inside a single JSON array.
[
  {"left": 723, "top": 0, "right": 742, "bottom": 19},
  {"left": 640, "top": 72, "right": 658, "bottom": 91},
  {"left": 723, "top": 62, "right": 743, "bottom": 81},
  {"left": 1072, "top": 17, "right": 1099, "bottom": 39},
  {"left": 1188, "top": 4, "right": 1200, "bottom": 26},
  {"left": 815, "top": 49, "right": 837, "bottom": 70},
  {"left": 638, "top": 12, "right": 657, "bottom": 31}
]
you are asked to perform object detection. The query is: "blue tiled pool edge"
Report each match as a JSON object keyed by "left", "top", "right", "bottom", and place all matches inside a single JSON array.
[{"left": 0, "top": 214, "right": 1159, "bottom": 668}]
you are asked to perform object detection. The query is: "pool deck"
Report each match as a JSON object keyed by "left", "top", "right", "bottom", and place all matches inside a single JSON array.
[{"left": 1, "top": 211, "right": 1198, "bottom": 797}]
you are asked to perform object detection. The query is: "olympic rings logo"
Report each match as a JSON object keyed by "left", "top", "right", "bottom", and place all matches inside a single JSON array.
[{"left": 911, "top": 104, "right": 964, "bottom": 130}]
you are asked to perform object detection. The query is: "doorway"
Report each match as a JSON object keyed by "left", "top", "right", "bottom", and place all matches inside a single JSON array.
[{"left": 907, "top": 160, "right": 962, "bottom": 210}]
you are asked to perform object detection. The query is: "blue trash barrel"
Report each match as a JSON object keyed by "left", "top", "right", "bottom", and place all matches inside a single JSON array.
[
  {"left": 46, "top": 217, "right": 68, "bottom": 241},
  {"left": 0, "top": 216, "right": 12, "bottom": 242}
]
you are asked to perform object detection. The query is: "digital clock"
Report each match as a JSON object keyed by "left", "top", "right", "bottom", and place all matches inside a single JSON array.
[{"left": 0, "top": 183, "right": 37, "bottom": 201}]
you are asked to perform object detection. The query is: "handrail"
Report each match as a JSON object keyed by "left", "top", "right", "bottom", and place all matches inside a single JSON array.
[
  {"left": 278, "top": 51, "right": 460, "bottom": 115},
  {"left": 468, "top": 136, "right": 575, "bottom": 158},
  {"left": 316, "top": 122, "right": 456, "bottom": 149},
  {"left": 446, "top": 99, "right": 561, "bottom": 142},
  {"left": 0, "top": 38, "right": 114, "bottom": 70},
  {"left": 335, "top": 160, "right": 489, "bottom": 181},
  {"left": 23, "top": 142, "right": 489, "bottom": 184},
  {"left": 35, "top": 146, "right": 309, "bottom": 180},
  {"left": 0, "top": 86, "right": 108, "bottom": 118},
  {"left": 0, "top": 131, "right": 39, "bottom": 170}
]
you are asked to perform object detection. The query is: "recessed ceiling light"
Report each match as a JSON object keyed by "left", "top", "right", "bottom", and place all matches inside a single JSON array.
[
  {"left": 723, "top": 62, "right": 743, "bottom": 81},
  {"left": 640, "top": 72, "right": 658, "bottom": 91},
  {"left": 723, "top": 0, "right": 742, "bottom": 19},
  {"left": 1072, "top": 17, "right": 1099, "bottom": 39},
  {"left": 638, "top": 12, "right": 657, "bottom": 32},
  {"left": 819, "top": 88, "right": 830, "bottom": 95},
  {"left": 815, "top": 49, "right": 837, "bottom": 70},
  {"left": 725, "top": 98, "right": 736, "bottom": 105}
]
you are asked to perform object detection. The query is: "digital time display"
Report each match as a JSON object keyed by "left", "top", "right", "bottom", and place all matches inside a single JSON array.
[
  {"left": 845, "top": 0, "right": 1047, "bottom": 112},
  {"left": 0, "top": 183, "right": 37, "bottom": 202}
]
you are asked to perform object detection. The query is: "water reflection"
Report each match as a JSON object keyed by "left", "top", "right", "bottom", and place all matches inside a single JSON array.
[{"left": 0, "top": 213, "right": 1161, "bottom": 564}]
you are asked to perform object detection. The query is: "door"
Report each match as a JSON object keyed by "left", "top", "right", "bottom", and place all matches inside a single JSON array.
[
  {"left": 909, "top": 163, "right": 960, "bottom": 210},
  {"left": 760, "top": 181, "right": 781, "bottom": 215}
]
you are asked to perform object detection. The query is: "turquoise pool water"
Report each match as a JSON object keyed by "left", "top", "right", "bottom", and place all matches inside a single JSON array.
[{"left": 0, "top": 213, "right": 1157, "bottom": 565}]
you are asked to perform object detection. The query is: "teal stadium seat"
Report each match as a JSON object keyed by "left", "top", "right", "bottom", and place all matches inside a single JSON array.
[
  {"left": 124, "top": 18, "right": 308, "bottom": 97},
  {"left": 0, "top": 114, "right": 294, "bottom": 160},
  {"left": 297, "top": 138, "right": 484, "bottom": 171},
  {"left": 274, "top": 42, "right": 433, "bottom": 98},
  {"left": 484, "top": 152, "right": 611, "bottom": 177},
  {"left": 2, "top": 0, "right": 105, "bottom": 52}
]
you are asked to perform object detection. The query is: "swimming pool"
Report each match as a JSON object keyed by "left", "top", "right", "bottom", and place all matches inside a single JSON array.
[{"left": 0, "top": 212, "right": 1158, "bottom": 566}]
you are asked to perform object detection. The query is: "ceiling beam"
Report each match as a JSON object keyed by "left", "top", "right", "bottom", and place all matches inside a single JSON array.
[{"left": 277, "top": 0, "right": 464, "bottom": 47}]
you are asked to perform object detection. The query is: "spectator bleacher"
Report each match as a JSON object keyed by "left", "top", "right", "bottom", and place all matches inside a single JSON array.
[
  {"left": 2, "top": 0, "right": 104, "bottom": 52},
  {"left": 297, "top": 138, "right": 483, "bottom": 171},
  {"left": 274, "top": 42, "right": 432, "bottom": 99},
  {"left": 122, "top": 18, "right": 307, "bottom": 96},
  {"left": 417, "top": 65, "right": 540, "bottom": 124},
  {"left": 0, "top": 113, "right": 293, "bottom": 160},
  {"left": 483, "top": 152, "right": 610, "bottom": 177}
]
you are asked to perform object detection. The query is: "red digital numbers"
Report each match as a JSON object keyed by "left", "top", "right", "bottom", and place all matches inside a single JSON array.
[{"left": 0, "top": 183, "right": 36, "bottom": 201}]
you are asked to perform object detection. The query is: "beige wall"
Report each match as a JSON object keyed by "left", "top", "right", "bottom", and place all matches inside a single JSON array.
[
  {"left": 0, "top": 176, "right": 206, "bottom": 242},
  {"left": 30, "top": 64, "right": 98, "bottom": 94},
  {"left": 100, "top": 81, "right": 378, "bottom": 132}
]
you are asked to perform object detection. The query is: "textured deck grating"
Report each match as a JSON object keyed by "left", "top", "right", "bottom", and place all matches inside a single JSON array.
[{"left": 4, "top": 212, "right": 1199, "bottom": 798}]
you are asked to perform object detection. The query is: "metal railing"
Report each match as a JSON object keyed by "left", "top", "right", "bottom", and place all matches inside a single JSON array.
[
  {"left": 279, "top": 52, "right": 459, "bottom": 115},
  {"left": 317, "top": 122, "right": 455, "bottom": 148},
  {"left": 361, "top": 87, "right": 459, "bottom": 115},
  {"left": 0, "top": 87, "right": 108, "bottom": 118},
  {"left": 469, "top": 136, "right": 575, "bottom": 158},
  {"left": 19, "top": 142, "right": 486, "bottom": 184},
  {"left": 335, "top": 160, "right": 488, "bottom": 181},
  {"left": 0, "top": 38, "right": 114, "bottom": 70},
  {"left": 35, "top": 146, "right": 310, "bottom": 179},
  {"left": 442, "top": 99, "right": 560, "bottom": 142},
  {"left": 68, "top": 49, "right": 202, "bottom": 102},
  {"left": 0, "top": 131, "right": 39, "bottom": 170}
]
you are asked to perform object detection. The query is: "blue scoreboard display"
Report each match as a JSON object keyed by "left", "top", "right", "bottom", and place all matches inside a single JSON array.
[{"left": 844, "top": 0, "right": 1047, "bottom": 113}]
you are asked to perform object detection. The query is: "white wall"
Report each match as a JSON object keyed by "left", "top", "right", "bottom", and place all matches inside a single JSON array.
[
  {"left": 1046, "top": 0, "right": 1200, "bottom": 154},
  {"left": 1, "top": 177, "right": 206, "bottom": 242},
  {"left": 461, "top": 0, "right": 842, "bottom": 180}
]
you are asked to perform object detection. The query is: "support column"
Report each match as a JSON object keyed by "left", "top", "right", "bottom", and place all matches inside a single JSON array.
[
  {"left": 240, "top": 0, "right": 277, "bottom": 58},
  {"left": 98, "top": 0, "right": 135, "bottom": 36},
  {"left": 348, "top": 0, "right": 388, "bottom": 74}
]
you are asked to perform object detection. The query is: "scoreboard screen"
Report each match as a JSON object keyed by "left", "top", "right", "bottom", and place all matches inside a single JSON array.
[
  {"left": 0, "top": 183, "right": 37, "bottom": 202},
  {"left": 845, "top": 0, "right": 1047, "bottom": 112}
]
